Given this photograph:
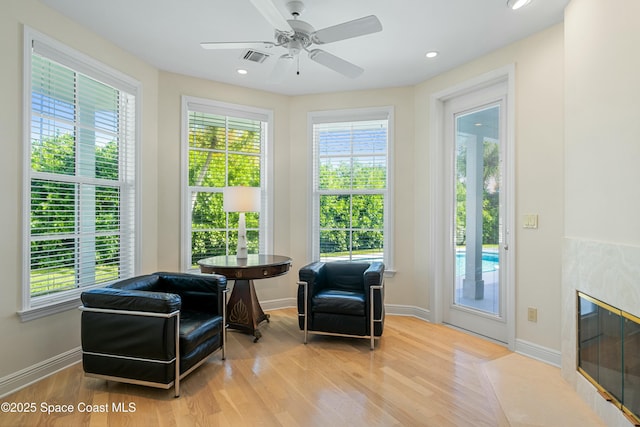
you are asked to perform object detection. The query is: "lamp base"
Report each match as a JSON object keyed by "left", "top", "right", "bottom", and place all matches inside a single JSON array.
[
  {"left": 236, "top": 212, "right": 248, "bottom": 259},
  {"left": 236, "top": 247, "right": 248, "bottom": 259}
]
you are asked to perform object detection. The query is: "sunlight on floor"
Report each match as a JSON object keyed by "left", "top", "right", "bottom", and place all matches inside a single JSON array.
[{"left": 482, "top": 353, "right": 606, "bottom": 427}]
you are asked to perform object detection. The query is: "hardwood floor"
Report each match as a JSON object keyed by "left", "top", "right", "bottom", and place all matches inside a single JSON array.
[{"left": 1, "top": 308, "right": 515, "bottom": 426}]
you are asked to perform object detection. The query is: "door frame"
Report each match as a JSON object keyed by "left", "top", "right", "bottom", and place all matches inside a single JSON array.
[{"left": 429, "top": 65, "right": 516, "bottom": 350}]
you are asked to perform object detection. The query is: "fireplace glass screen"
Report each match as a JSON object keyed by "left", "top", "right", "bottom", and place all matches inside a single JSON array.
[{"left": 578, "top": 292, "right": 640, "bottom": 423}]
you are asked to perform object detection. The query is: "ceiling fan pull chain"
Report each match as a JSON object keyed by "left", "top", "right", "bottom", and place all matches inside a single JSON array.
[{"left": 297, "top": 55, "right": 300, "bottom": 75}]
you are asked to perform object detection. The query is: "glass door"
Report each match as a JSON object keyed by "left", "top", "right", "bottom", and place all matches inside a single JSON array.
[{"left": 442, "top": 80, "right": 510, "bottom": 344}]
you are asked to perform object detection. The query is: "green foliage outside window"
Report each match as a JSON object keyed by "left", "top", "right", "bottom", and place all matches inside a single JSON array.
[{"left": 30, "top": 134, "right": 122, "bottom": 295}]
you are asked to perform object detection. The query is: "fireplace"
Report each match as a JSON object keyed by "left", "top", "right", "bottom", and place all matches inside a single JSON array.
[
  {"left": 562, "top": 239, "right": 640, "bottom": 425},
  {"left": 578, "top": 292, "right": 640, "bottom": 425}
]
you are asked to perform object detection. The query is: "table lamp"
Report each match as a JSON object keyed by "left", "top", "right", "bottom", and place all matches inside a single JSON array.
[{"left": 223, "top": 186, "right": 261, "bottom": 259}]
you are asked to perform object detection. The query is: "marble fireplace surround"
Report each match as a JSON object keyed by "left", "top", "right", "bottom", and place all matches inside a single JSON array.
[{"left": 562, "top": 238, "right": 640, "bottom": 426}]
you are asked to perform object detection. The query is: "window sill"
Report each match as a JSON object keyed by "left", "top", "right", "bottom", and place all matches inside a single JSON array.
[{"left": 18, "top": 297, "right": 81, "bottom": 322}]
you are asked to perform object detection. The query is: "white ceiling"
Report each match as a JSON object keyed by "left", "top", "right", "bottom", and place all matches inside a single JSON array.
[{"left": 40, "top": 0, "right": 568, "bottom": 96}]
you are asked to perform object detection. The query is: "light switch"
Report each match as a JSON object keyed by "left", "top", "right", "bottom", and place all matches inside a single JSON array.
[{"left": 523, "top": 214, "right": 538, "bottom": 229}]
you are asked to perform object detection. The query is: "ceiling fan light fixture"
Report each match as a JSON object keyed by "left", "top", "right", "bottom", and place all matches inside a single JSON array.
[
  {"left": 507, "top": 0, "right": 532, "bottom": 10},
  {"left": 268, "top": 55, "right": 295, "bottom": 83},
  {"left": 287, "top": 38, "right": 304, "bottom": 56}
]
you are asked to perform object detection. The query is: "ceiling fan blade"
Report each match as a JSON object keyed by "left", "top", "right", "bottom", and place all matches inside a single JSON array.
[
  {"left": 200, "top": 41, "right": 275, "bottom": 50},
  {"left": 308, "top": 49, "right": 364, "bottom": 78},
  {"left": 312, "top": 15, "right": 382, "bottom": 44},
  {"left": 268, "top": 55, "right": 295, "bottom": 83},
  {"left": 248, "top": 0, "right": 293, "bottom": 32}
]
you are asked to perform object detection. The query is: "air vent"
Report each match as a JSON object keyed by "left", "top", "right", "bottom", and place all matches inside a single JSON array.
[{"left": 242, "top": 50, "right": 270, "bottom": 63}]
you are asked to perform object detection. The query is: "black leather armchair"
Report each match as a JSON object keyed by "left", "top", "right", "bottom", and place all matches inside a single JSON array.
[
  {"left": 297, "top": 261, "right": 385, "bottom": 350},
  {"left": 80, "top": 272, "right": 227, "bottom": 397}
]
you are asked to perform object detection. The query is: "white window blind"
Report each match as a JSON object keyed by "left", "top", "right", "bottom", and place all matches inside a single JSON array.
[
  {"left": 183, "top": 98, "right": 271, "bottom": 270},
  {"left": 25, "top": 30, "right": 137, "bottom": 311},
  {"left": 311, "top": 110, "right": 392, "bottom": 264}
]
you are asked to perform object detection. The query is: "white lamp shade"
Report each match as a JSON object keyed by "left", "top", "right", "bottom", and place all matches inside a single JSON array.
[{"left": 223, "top": 186, "right": 261, "bottom": 212}]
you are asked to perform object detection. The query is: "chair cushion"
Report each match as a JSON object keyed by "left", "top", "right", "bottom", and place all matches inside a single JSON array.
[
  {"left": 81, "top": 288, "right": 180, "bottom": 314},
  {"left": 324, "top": 262, "right": 369, "bottom": 292},
  {"left": 312, "top": 289, "right": 365, "bottom": 316},
  {"left": 179, "top": 310, "right": 223, "bottom": 356}
]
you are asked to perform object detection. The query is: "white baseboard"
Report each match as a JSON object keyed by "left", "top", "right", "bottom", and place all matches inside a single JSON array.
[
  {"left": 260, "top": 297, "right": 296, "bottom": 311},
  {"left": 515, "top": 338, "right": 561, "bottom": 367},
  {"left": 261, "top": 299, "right": 433, "bottom": 323},
  {"left": 385, "top": 304, "right": 432, "bottom": 322},
  {"left": 0, "top": 347, "right": 81, "bottom": 398}
]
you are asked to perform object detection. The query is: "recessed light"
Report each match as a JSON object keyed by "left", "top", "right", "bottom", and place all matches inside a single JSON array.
[
  {"left": 237, "top": 69, "right": 248, "bottom": 75},
  {"left": 425, "top": 51, "right": 438, "bottom": 59},
  {"left": 507, "top": 0, "right": 532, "bottom": 10}
]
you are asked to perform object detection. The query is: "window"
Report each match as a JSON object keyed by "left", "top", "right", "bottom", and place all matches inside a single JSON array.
[
  {"left": 310, "top": 107, "right": 394, "bottom": 269},
  {"left": 181, "top": 97, "right": 273, "bottom": 270},
  {"left": 22, "top": 28, "right": 139, "bottom": 320}
]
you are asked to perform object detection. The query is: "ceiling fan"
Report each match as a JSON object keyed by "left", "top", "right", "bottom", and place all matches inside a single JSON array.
[{"left": 200, "top": 0, "right": 382, "bottom": 80}]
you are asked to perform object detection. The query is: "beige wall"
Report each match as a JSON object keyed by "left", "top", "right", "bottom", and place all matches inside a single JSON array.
[
  {"left": 414, "top": 24, "right": 565, "bottom": 351},
  {"left": 0, "top": 0, "right": 159, "bottom": 378},
  {"left": 1, "top": 0, "right": 568, "bottom": 389},
  {"left": 565, "top": 0, "right": 640, "bottom": 245}
]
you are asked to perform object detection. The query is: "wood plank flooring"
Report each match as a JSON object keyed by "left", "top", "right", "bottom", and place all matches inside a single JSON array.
[{"left": 1, "top": 309, "right": 513, "bottom": 426}]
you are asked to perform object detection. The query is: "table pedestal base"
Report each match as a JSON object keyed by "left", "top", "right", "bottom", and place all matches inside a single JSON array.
[
  {"left": 227, "top": 279, "right": 269, "bottom": 342},
  {"left": 198, "top": 254, "right": 292, "bottom": 343}
]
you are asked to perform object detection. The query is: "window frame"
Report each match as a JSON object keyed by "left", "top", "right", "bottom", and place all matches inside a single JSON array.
[
  {"left": 308, "top": 106, "right": 395, "bottom": 272},
  {"left": 180, "top": 96, "right": 274, "bottom": 272},
  {"left": 20, "top": 27, "right": 141, "bottom": 321}
]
